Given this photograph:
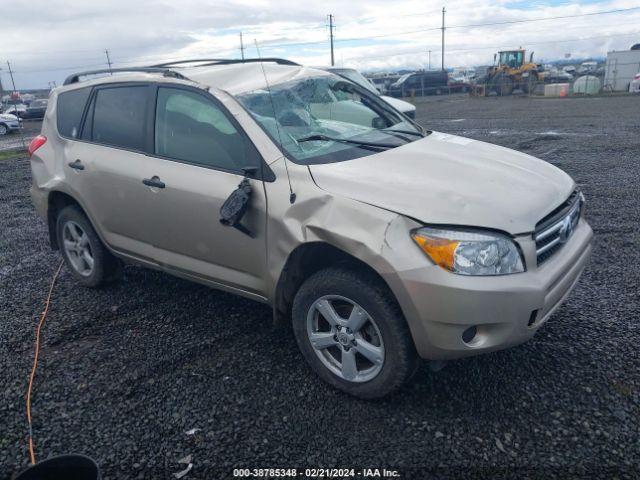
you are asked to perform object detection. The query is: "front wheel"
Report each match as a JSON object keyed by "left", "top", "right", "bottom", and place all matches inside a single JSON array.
[
  {"left": 0, "top": 124, "right": 8, "bottom": 136},
  {"left": 292, "top": 267, "right": 418, "bottom": 399},
  {"left": 522, "top": 73, "right": 538, "bottom": 94}
]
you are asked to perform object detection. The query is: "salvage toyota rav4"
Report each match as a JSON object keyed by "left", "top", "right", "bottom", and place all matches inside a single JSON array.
[{"left": 29, "top": 59, "right": 592, "bottom": 398}]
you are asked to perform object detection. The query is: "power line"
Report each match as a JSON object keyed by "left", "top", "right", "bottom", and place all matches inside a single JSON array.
[
  {"left": 3, "top": 5, "right": 637, "bottom": 62},
  {"left": 261, "top": 5, "right": 640, "bottom": 50},
  {"left": 447, "top": 6, "right": 640, "bottom": 30},
  {"left": 345, "top": 30, "right": 640, "bottom": 62}
]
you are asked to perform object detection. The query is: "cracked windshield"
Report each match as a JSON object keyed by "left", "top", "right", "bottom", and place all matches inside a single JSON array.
[{"left": 237, "top": 74, "right": 424, "bottom": 163}]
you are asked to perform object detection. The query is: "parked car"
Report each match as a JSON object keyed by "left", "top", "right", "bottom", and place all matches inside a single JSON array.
[
  {"left": 544, "top": 67, "right": 574, "bottom": 83},
  {"left": 577, "top": 61, "right": 598, "bottom": 76},
  {"left": 562, "top": 65, "right": 577, "bottom": 76},
  {"left": 629, "top": 73, "right": 640, "bottom": 93},
  {"left": 387, "top": 70, "right": 449, "bottom": 97},
  {"left": 367, "top": 76, "right": 388, "bottom": 94},
  {"left": 21, "top": 99, "right": 49, "bottom": 119},
  {"left": 321, "top": 67, "right": 416, "bottom": 118},
  {"left": 0, "top": 113, "right": 22, "bottom": 135},
  {"left": 29, "top": 59, "right": 592, "bottom": 398},
  {"left": 4, "top": 103, "right": 28, "bottom": 118}
]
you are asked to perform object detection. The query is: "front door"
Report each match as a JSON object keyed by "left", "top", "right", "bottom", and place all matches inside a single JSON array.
[{"left": 143, "top": 85, "right": 269, "bottom": 297}]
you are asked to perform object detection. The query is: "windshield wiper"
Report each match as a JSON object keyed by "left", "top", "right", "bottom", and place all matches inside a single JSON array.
[
  {"left": 383, "top": 128, "right": 425, "bottom": 137},
  {"left": 295, "top": 134, "right": 398, "bottom": 151}
]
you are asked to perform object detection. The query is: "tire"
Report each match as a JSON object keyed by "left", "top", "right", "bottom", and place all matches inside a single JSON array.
[
  {"left": 0, "top": 124, "right": 8, "bottom": 136},
  {"left": 522, "top": 73, "right": 537, "bottom": 94},
  {"left": 56, "top": 205, "right": 121, "bottom": 287},
  {"left": 496, "top": 74, "right": 514, "bottom": 96},
  {"left": 292, "top": 267, "right": 418, "bottom": 399}
]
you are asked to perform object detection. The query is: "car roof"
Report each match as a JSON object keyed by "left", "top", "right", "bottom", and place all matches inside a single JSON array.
[
  {"left": 174, "top": 62, "right": 332, "bottom": 95},
  {"left": 57, "top": 62, "right": 332, "bottom": 97}
]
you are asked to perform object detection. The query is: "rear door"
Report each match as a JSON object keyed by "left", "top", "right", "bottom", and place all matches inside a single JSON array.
[
  {"left": 142, "top": 85, "right": 269, "bottom": 297},
  {"left": 65, "top": 83, "right": 159, "bottom": 262}
]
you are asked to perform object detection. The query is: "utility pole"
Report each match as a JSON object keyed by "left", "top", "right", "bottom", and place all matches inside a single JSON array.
[
  {"left": 428, "top": 50, "right": 432, "bottom": 70},
  {"left": 5, "top": 61, "right": 26, "bottom": 149},
  {"left": 328, "top": 14, "right": 335, "bottom": 67},
  {"left": 0, "top": 67, "right": 4, "bottom": 99},
  {"left": 105, "top": 49, "right": 113, "bottom": 73},
  {"left": 239, "top": 32, "right": 245, "bottom": 60},
  {"left": 441, "top": 7, "right": 446, "bottom": 71},
  {"left": 6, "top": 61, "right": 17, "bottom": 92}
]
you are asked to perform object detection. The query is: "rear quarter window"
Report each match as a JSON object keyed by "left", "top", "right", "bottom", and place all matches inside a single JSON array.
[{"left": 56, "top": 87, "right": 91, "bottom": 139}]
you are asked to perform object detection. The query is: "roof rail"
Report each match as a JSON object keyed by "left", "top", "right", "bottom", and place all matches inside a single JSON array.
[
  {"left": 151, "top": 58, "right": 301, "bottom": 68},
  {"left": 63, "top": 67, "right": 188, "bottom": 86}
]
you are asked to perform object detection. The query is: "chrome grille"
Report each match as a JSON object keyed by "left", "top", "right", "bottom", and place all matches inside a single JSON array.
[{"left": 534, "top": 192, "right": 582, "bottom": 265}]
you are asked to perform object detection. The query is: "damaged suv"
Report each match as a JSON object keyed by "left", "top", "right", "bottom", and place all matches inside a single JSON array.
[{"left": 29, "top": 59, "right": 592, "bottom": 398}]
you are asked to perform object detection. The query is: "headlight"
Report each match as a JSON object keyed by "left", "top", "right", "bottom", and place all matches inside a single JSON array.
[{"left": 411, "top": 227, "right": 524, "bottom": 275}]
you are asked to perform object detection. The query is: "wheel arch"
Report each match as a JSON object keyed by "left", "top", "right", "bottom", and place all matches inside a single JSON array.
[
  {"left": 273, "top": 241, "right": 398, "bottom": 327},
  {"left": 46, "top": 190, "right": 86, "bottom": 250}
]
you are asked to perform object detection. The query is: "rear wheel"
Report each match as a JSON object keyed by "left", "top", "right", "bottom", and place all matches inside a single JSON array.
[
  {"left": 292, "top": 267, "right": 418, "bottom": 399},
  {"left": 56, "top": 205, "right": 121, "bottom": 287}
]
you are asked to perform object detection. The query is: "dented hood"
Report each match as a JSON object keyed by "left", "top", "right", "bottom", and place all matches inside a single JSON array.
[{"left": 308, "top": 131, "right": 575, "bottom": 234}]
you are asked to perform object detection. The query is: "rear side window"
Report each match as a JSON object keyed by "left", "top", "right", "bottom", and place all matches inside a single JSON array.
[
  {"left": 56, "top": 88, "right": 91, "bottom": 138},
  {"left": 91, "top": 86, "right": 148, "bottom": 151}
]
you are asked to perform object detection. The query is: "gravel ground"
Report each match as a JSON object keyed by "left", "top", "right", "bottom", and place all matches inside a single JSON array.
[
  {"left": 1, "top": 95, "right": 639, "bottom": 479},
  {"left": 0, "top": 120, "right": 41, "bottom": 152}
]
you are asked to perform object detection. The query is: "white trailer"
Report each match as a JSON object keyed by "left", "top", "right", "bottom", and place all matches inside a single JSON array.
[{"left": 604, "top": 49, "right": 640, "bottom": 92}]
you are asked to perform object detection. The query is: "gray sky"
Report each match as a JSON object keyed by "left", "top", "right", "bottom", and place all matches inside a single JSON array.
[{"left": 1, "top": 0, "right": 639, "bottom": 89}]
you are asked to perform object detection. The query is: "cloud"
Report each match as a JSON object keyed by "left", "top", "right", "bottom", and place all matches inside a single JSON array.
[{"left": 1, "top": 0, "right": 639, "bottom": 89}]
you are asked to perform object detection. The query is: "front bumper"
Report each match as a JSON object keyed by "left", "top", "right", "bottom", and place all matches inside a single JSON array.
[{"left": 384, "top": 218, "right": 593, "bottom": 360}]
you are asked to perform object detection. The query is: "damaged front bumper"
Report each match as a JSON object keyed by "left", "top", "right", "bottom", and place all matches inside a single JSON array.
[{"left": 381, "top": 218, "right": 593, "bottom": 360}]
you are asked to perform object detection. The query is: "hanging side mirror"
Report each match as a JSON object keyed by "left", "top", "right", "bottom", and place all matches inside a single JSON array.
[{"left": 219, "top": 167, "right": 257, "bottom": 238}]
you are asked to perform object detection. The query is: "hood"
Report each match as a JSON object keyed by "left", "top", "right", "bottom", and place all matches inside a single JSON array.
[
  {"left": 0, "top": 114, "right": 19, "bottom": 121},
  {"left": 308, "top": 131, "right": 574, "bottom": 235}
]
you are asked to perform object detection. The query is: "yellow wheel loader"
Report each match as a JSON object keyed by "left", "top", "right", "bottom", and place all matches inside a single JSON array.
[{"left": 485, "top": 49, "right": 542, "bottom": 96}]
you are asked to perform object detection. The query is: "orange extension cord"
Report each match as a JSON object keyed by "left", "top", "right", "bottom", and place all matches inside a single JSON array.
[{"left": 26, "top": 259, "right": 64, "bottom": 465}]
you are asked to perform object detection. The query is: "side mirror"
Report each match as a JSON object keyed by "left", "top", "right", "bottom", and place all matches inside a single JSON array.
[
  {"left": 372, "top": 116, "right": 387, "bottom": 129},
  {"left": 219, "top": 167, "right": 257, "bottom": 237}
]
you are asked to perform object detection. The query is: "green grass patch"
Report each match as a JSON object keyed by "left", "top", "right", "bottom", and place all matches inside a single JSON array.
[{"left": 0, "top": 149, "right": 27, "bottom": 161}]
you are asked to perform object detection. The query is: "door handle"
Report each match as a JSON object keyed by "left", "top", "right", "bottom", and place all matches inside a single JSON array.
[
  {"left": 142, "top": 176, "right": 165, "bottom": 189},
  {"left": 68, "top": 159, "right": 85, "bottom": 170}
]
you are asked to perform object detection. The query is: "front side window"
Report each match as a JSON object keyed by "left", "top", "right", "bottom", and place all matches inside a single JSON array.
[
  {"left": 236, "top": 74, "right": 423, "bottom": 164},
  {"left": 91, "top": 86, "right": 147, "bottom": 151},
  {"left": 154, "top": 87, "right": 245, "bottom": 171},
  {"left": 57, "top": 87, "right": 91, "bottom": 139}
]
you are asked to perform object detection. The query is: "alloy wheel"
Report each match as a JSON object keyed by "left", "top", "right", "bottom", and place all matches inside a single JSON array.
[
  {"left": 62, "top": 221, "right": 94, "bottom": 276},
  {"left": 306, "top": 295, "right": 385, "bottom": 383}
]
